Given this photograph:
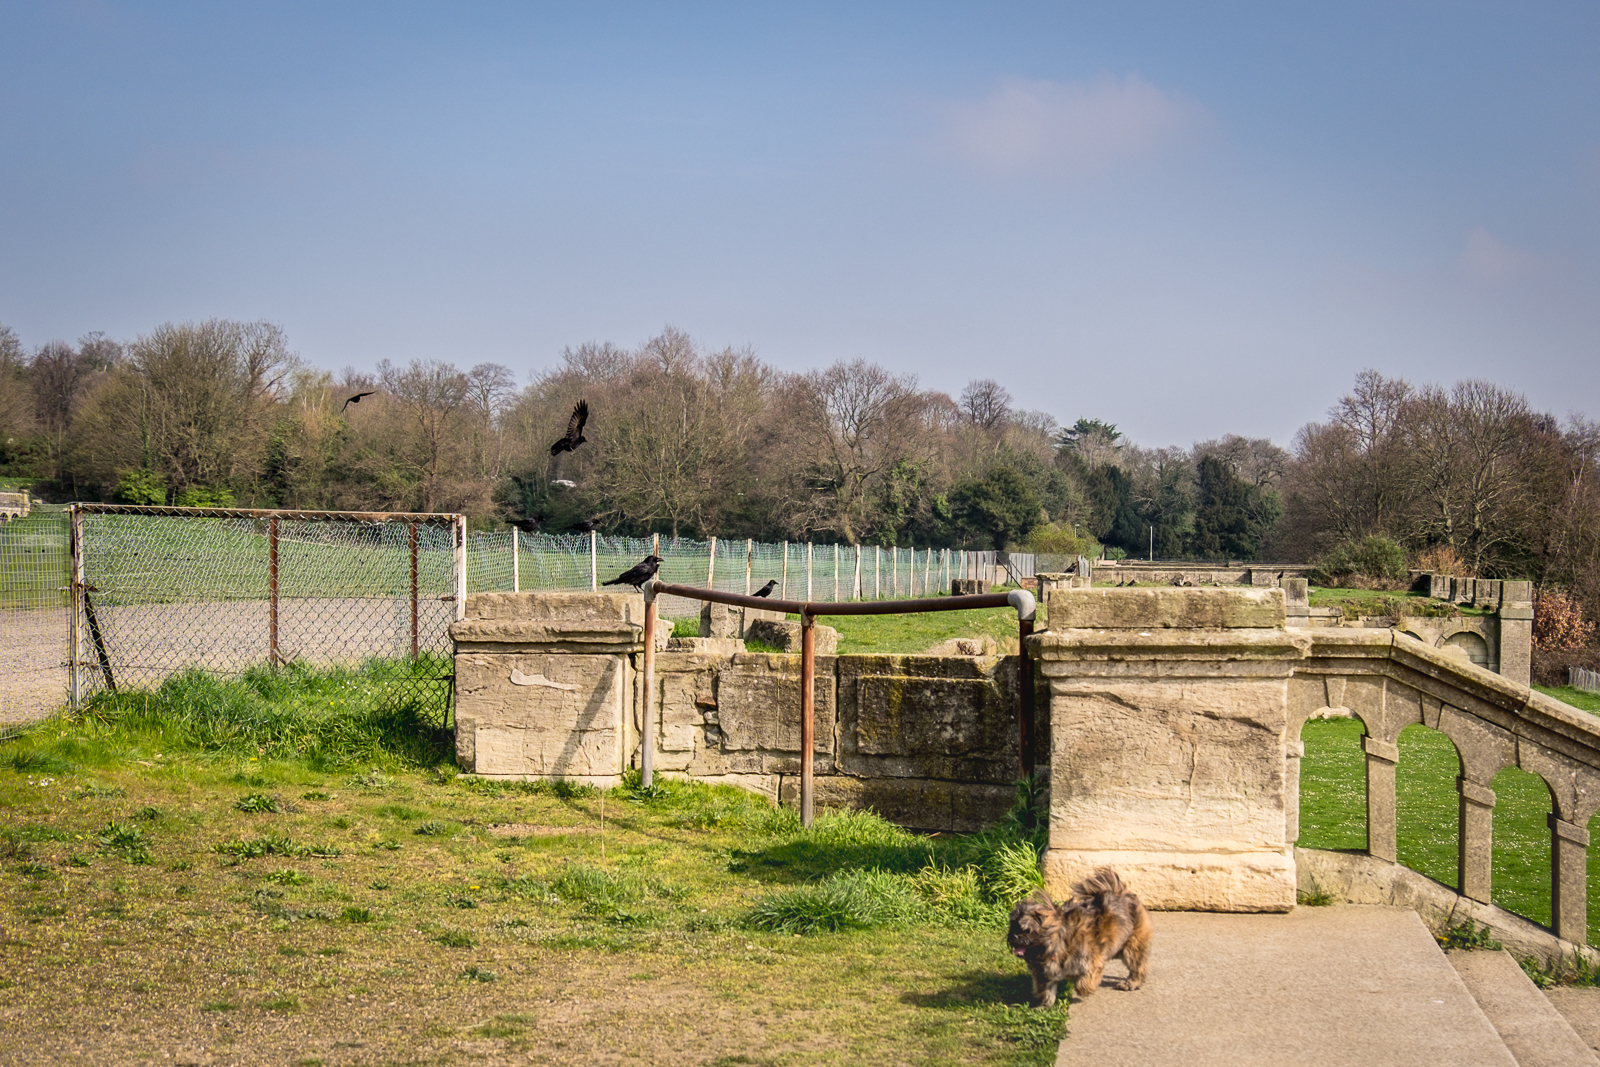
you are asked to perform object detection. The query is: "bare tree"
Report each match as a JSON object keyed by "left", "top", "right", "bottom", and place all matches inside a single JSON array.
[{"left": 959, "top": 378, "right": 1013, "bottom": 431}]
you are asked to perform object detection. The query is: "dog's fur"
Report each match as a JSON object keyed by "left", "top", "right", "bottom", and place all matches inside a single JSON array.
[{"left": 1006, "top": 868, "right": 1153, "bottom": 1007}]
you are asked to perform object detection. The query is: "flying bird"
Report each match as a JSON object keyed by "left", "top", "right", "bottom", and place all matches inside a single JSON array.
[
  {"left": 339, "top": 390, "right": 377, "bottom": 413},
  {"left": 549, "top": 399, "right": 589, "bottom": 456},
  {"left": 751, "top": 579, "right": 777, "bottom": 598},
  {"left": 507, "top": 514, "right": 545, "bottom": 534},
  {"left": 602, "top": 554, "right": 662, "bottom": 590}
]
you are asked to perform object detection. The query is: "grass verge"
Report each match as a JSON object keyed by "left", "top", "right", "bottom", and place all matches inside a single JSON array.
[{"left": 0, "top": 677, "right": 1061, "bottom": 1066}]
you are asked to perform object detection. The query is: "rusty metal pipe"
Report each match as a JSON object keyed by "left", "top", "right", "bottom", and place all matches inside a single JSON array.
[
  {"left": 800, "top": 611, "right": 815, "bottom": 828},
  {"left": 650, "top": 581, "right": 1015, "bottom": 618},
  {"left": 641, "top": 586, "right": 658, "bottom": 788}
]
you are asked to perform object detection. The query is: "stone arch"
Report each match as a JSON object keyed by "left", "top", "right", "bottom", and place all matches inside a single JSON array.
[
  {"left": 1441, "top": 630, "right": 1491, "bottom": 669},
  {"left": 1488, "top": 763, "right": 1555, "bottom": 927},
  {"left": 1394, "top": 722, "right": 1465, "bottom": 890}
]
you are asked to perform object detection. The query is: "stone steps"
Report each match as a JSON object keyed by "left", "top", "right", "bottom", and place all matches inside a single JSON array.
[
  {"left": 1053, "top": 905, "right": 1543, "bottom": 1067},
  {"left": 1448, "top": 948, "right": 1598, "bottom": 1067}
]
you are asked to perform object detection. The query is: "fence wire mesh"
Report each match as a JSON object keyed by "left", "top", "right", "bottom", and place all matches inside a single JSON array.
[
  {"left": 1, "top": 502, "right": 1035, "bottom": 730},
  {"left": 0, "top": 504, "right": 70, "bottom": 734},
  {"left": 70, "top": 506, "right": 463, "bottom": 728}
]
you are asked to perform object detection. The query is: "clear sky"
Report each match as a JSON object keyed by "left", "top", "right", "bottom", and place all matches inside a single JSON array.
[{"left": 3, "top": 1, "right": 1597, "bottom": 446}]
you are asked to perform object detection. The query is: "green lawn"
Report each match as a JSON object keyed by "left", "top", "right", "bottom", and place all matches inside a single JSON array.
[{"left": 0, "top": 668, "right": 1061, "bottom": 1066}]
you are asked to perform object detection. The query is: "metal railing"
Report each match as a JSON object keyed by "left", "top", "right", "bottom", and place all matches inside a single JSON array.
[
  {"left": 1570, "top": 666, "right": 1600, "bottom": 694},
  {"left": 640, "top": 579, "right": 1038, "bottom": 826}
]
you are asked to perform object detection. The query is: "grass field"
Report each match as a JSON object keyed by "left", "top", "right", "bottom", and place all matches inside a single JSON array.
[
  {"left": 1296, "top": 713, "right": 1600, "bottom": 942},
  {"left": 0, "top": 668, "right": 1062, "bottom": 1067}
]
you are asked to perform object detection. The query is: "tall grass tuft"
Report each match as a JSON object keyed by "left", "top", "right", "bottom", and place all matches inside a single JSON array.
[{"left": 61, "top": 660, "right": 452, "bottom": 768}]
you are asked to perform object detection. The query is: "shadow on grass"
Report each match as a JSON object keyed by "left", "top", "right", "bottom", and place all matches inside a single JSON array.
[{"left": 901, "top": 968, "right": 1035, "bottom": 1009}]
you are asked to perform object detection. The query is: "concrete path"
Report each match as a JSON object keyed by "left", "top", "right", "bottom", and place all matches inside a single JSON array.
[
  {"left": 1056, "top": 905, "right": 1518, "bottom": 1067},
  {"left": 1449, "top": 948, "right": 1599, "bottom": 1067}
]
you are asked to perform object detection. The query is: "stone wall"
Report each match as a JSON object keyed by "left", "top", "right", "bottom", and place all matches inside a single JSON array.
[{"left": 451, "top": 591, "right": 1038, "bottom": 831}]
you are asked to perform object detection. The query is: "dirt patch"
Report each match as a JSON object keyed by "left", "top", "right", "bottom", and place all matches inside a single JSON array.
[{"left": 487, "top": 823, "right": 600, "bottom": 836}]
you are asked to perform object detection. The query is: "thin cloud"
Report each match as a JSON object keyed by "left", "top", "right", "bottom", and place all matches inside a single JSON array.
[
  {"left": 937, "top": 74, "right": 1208, "bottom": 178},
  {"left": 1459, "top": 226, "right": 1543, "bottom": 281}
]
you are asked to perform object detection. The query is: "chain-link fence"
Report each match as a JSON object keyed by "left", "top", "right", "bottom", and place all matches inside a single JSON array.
[
  {"left": 68, "top": 506, "right": 465, "bottom": 726},
  {"left": 0, "top": 503, "right": 70, "bottom": 734},
  {"left": 2, "top": 504, "right": 1029, "bottom": 728}
]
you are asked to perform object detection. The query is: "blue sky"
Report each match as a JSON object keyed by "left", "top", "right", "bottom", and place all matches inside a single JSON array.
[{"left": 3, "top": 1, "right": 1597, "bottom": 446}]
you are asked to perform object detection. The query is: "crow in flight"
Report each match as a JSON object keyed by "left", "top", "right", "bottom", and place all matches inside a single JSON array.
[
  {"left": 570, "top": 517, "right": 600, "bottom": 533},
  {"left": 508, "top": 514, "right": 545, "bottom": 534},
  {"left": 602, "top": 555, "right": 662, "bottom": 590},
  {"left": 751, "top": 579, "right": 777, "bottom": 598},
  {"left": 339, "top": 390, "right": 377, "bottom": 413},
  {"left": 549, "top": 399, "right": 589, "bottom": 456}
]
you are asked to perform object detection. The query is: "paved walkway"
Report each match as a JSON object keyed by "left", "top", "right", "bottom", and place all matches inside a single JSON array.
[{"left": 1055, "top": 905, "right": 1594, "bottom": 1067}]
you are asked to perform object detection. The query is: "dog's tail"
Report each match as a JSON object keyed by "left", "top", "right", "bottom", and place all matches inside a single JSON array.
[{"left": 1073, "top": 867, "right": 1128, "bottom": 901}]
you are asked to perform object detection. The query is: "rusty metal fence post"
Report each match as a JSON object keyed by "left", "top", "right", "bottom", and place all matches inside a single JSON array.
[
  {"left": 268, "top": 516, "right": 280, "bottom": 668},
  {"left": 409, "top": 520, "right": 420, "bottom": 661}
]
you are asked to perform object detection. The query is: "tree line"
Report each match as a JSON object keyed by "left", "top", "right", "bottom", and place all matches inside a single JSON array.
[{"left": 2, "top": 319, "right": 1597, "bottom": 625}]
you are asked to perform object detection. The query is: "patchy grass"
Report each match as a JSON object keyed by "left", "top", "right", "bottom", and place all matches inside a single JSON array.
[
  {"left": 1297, "top": 715, "right": 1599, "bottom": 945},
  {"left": 0, "top": 690, "right": 1060, "bottom": 1066},
  {"left": 790, "top": 604, "right": 1033, "bottom": 656},
  {"left": 1534, "top": 684, "right": 1600, "bottom": 715}
]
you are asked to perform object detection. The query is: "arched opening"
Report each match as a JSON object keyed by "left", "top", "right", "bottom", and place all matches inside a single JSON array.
[
  {"left": 1441, "top": 631, "right": 1491, "bottom": 669},
  {"left": 1295, "top": 713, "right": 1367, "bottom": 851},
  {"left": 1489, "top": 765, "right": 1553, "bottom": 927},
  {"left": 1396, "top": 723, "right": 1462, "bottom": 889}
]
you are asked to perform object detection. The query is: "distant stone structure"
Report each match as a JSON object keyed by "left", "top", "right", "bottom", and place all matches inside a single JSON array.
[{"left": 0, "top": 490, "right": 31, "bottom": 523}]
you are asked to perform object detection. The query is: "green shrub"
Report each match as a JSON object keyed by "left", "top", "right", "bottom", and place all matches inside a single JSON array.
[{"left": 1310, "top": 536, "right": 1409, "bottom": 587}]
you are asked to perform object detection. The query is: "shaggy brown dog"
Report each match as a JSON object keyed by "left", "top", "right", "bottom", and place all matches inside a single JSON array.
[{"left": 1007, "top": 868, "right": 1153, "bottom": 1007}]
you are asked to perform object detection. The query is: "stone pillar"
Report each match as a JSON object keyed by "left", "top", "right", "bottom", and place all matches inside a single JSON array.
[
  {"left": 1549, "top": 814, "right": 1590, "bottom": 945},
  {"left": 1031, "top": 588, "right": 1311, "bottom": 912},
  {"left": 450, "top": 591, "right": 645, "bottom": 787},
  {"left": 1363, "top": 735, "right": 1399, "bottom": 862},
  {"left": 1283, "top": 578, "right": 1310, "bottom": 628},
  {"left": 1496, "top": 580, "right": 1532, "bottom": 686},
  {"left": 1457, "top": 777, "right": 1496, "bottom": 902}
]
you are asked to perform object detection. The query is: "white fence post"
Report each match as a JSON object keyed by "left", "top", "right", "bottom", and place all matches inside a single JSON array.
[
  {"left": 781, "top": 541, "right": 789, "bottom": 599},
  {"left": 745, "top": 538, "right": 753, "bottom": 595},
  {"left": 806, "top": 542, "right": 813, "bottom": 601},
  {"left": 853, "top": 545, "right": 862, "bottom": 600},
  {"left": 589, "top": 529, "right": 598, "bottom": 592},
  {"left": 511, "top": 529, "right": 520, "bottom": 593},
  {"left": 833, "top": 543, "right": 840, "bottom": 602},
  {"left": 707, "top": 535, "right": 717, "bottom": 589}
]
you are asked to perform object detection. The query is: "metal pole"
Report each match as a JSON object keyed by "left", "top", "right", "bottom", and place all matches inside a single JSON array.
[
  {"left": 269, "top": 516, "right": 280, "bottom": 668},
  {"left": 409, "top": 521, "right": 419, "bottom": 661},
  {"left": 745, "top": 538, "right": 753, "bottom": 595},
  {"left": 590, "top": 529, "right": 598, "bottom": 591},
  {"left": 707, "top": 535, "right": 717, "bottom": 589},
  {"left": 780, "top": 541, "right": 789, "bottom": 599},
  {"left": 68, "top": 505, "right": 82, "bottom": 708},
  {"left": 805, "top": 542, "right": 813, "bottom": 602},
  {"left": 511, "top": 528, "right": 520, "bottom": 593},
  {"left": 800, "top": 611, "right": 815, "bottom": 828},
  {"left": 454, "top": 515, "right": 467, "bottom": 622},
  {"left": 1019, "top": 614, "right": 1036, "bottom": 778},
  {"left": 641, "top": 582, "right": 658, "bottom": 788}
]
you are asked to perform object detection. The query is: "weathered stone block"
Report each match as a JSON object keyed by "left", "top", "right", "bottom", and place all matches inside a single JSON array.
[
  {"left": 951, "top": 578, "right": 991, "bottom": 595},
  {"left": 452, "top": 591, "right": 645, "bottom": 653},
  {"left": 1047, "top": 587, "right": 1286, "bottom": 630},
  {"left": 715, "top": 653, "right": 836, "bottom": 756},
  {"left": 746, "top": 619, "right": 839, "bottom": 655},
  {"left": 835, "top": 654, "right": 1019, "bottom": 784},
  {"left": 454, "top": 651, "right": 629, "bottom": 784},
  {"left": 699, "top": 600, "right": 786, "bottom": 639}
]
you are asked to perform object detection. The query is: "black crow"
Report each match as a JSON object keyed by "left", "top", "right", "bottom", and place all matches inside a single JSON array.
[
  {"left": 571, "top": 517, "right": 600, "bottom": 533},
  {"left": 751, "top": 579, "right": 777, "bottom": 598},
  {"left": 339, "top": 390, "right": 377, "bottom": 413},
  {"left": 549, "top": 399, "right": 588, "bottom": 456},
  {"left": 508, "top": 514, "right": 545, "bottom": 534},
  {"left": 602, "top": 554, "right": 662, "bottom": 589}
]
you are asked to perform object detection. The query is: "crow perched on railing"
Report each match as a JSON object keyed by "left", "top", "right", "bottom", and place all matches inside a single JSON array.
[
  {"left": 507, "top": 515, "right": 545, "bottom": 534},
  {"left": 570, "top": 517, "right": 601, "bottom": 533},
  {"left": 549, "top": 399, "right": 588, "bottom": 456},
  {"left": 752, "top": 579, "right": 777, "bottom": 598},
  {"left": 602, "top": 555, "right": 662, "bottom": 589}
]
